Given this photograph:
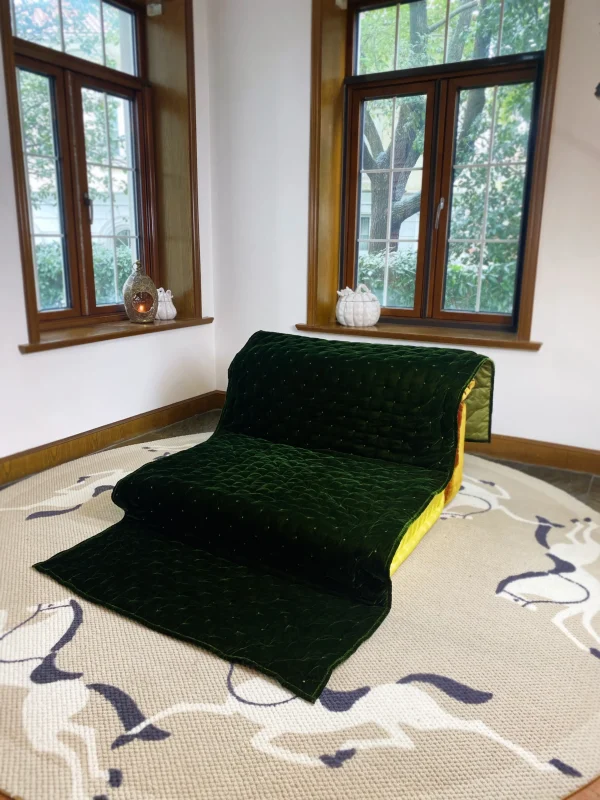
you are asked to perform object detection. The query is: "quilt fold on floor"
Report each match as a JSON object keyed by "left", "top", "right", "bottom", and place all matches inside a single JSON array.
[{"left": 34, "top": 331, "right": 494, "bottom": 702}]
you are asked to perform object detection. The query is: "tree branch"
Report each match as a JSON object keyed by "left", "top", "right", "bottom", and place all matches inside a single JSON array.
[
  {"left": 363, "top": 110, "right": 384, "bottom": 166},
  {"left": 427, "top": 1, "right": 478, "bottom": 34},
  {"left": 391, "top": 192, "right": 422, "bottom": 228},
  {"left": 446, "top": 5, "right": 476, "bottom": 63}
]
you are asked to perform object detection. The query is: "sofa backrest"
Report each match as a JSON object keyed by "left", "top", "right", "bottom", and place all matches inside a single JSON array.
[{"left": 218, "top": 331, "right": 493, "bottom": 473}]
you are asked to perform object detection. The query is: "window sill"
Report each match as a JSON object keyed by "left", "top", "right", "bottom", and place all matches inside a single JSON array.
[
  {"left": 295, "top": 322, "right": 542, "bottom": 351},
  {"left": 19, "top": 316, "right": 214, "bottom": 354}
]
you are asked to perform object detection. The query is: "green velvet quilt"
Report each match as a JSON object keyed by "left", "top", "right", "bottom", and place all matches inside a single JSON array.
[{"left": 35, "top": 331, "right": 494, "bottom": 702}]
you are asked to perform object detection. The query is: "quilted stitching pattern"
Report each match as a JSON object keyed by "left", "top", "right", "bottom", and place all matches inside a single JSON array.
[{"left": 35, "top": 332, "right": 494, "bottom": 702}]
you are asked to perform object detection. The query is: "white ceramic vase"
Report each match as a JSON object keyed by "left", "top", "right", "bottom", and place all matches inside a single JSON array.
[
  {"left": 336, "top": 284, "right": 381, "bottom": 327},
  {"left": 156, "top": 288, "right": 177, "bottom": 321}
]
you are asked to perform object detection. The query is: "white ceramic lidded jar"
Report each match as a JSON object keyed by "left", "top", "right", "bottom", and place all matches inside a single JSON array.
[{"left": 336, "top": 284, "right": 381, "bottom": 327}]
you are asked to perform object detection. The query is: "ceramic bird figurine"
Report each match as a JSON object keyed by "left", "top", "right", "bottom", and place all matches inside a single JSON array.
[{"left": 156, "top": 288, "right": 177, "bottom": 320}]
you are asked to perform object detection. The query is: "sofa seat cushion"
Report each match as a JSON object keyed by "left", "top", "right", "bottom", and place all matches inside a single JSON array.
[{"left": 112, "top": 431, "right": 447, "bottom": 602}]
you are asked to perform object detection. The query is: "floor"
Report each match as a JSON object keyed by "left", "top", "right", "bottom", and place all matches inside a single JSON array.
[
  {"left": 111, "top": 410, "right": 600, "bottom": 514},
  {"left": 2, "top": 411, "right": 598, "bottom": 800}
]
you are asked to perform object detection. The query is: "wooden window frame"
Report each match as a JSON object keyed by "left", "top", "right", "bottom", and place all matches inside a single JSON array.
[
  {"left": 2, "top": 0, "right": 212, "bottom": 351},
  {"left": 299, "top": 0, "right": 566, "bottom": 350},
  {"left": 14, "top": 55, "right": 84, "bottom": 326},
  {"left": 429, "top": 64, "right": 540, "bottom": 328},
  {"left": 343, "top": 79, "right": 436, "bottom": 320},
  {"left": 68, "top": 71, "right": 153, "bottom": 319},
  {"left": 1, "top": 0, "right": 157, "bottom": 335}
]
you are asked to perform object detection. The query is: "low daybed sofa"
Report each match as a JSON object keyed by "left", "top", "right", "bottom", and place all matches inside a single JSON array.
[{"left": 36, "top": 331, "right": 494, "bottom": 701}]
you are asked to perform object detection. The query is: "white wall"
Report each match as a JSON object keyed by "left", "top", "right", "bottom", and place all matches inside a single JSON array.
[
  {"left": 206, "top": 0, "right": 600, "bottom": 451},
  {"left": 0, "top": 3, "right": 218, "bottom": 459}
]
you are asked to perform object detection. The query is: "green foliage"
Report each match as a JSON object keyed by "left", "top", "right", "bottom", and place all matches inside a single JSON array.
[
  {"left": 444, "top": 250, "right": 517, "bottom": 314},
  {"left": 357, "top": 6, "right": 397, "bottom": 74},
  {"left": 500, "top": 0, "right": 550, "bottom": 55},
  {"left": 357, "top": 249, "right": 417, "bottom": 309},
  {"left": 92, "top": 241, "right": 135, "bottom": 306},
  {"left": 35, "top": 240, "right": 67, "bottom": 310},
  {"left": 36, "top": 239, "right": 133, "bottom": 310}
]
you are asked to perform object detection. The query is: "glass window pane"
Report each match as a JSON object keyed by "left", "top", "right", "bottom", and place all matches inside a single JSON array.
[
  {"left": 446, "top": 0, "right": 501, "bottom": 63},
  {"left": 357, "top": 247, "right": 386, "bottom": 306},
  {"left": 492, "top": 83, "right": 534, "bottom": 163},
  {"left": 444, "top": 242, "right": 481, "bottom": 312},
  {"left": 479, "top": 243, "right": 519, "bottom": 313},
  {"left": 107, "top": 94, "right": 134, "bottom": 167},
  {"left": 92, "top": 237, "right": 119, "bottom": 305},
  {"left": 11, "top": 0, "right": 61, "bottom": 50},
  {"left": 357, "top": 5, "right": 397, "bottom": 75},
  {"left": 443, "top": 81, "right": 535, "bottom": 316},
  {"left": 12, "top": 0, "right": 137, "bottom": 73},
  {"left": 62, "top": 0, "right": 103, "bottom": 64},
  {"left": 448, "top": 167, "right": 486, "bottom": 240},
  {"left": 486, "top": 165, "right": 527, "bottom": 240},
  {"left": 103, "top": 2, "right": 136, "bottom": 75},
  {"left": 357, "top": 242, "right": 418, "bottom": 309},
  {"left": 26, "top": 156, "right": 63, "bottom": 234},
  {"left": 362, "top": 98, "right": 394, "bottom": 169},
  {"left": 397, "top": 0, "right": 446, "bottom": 71},
  {"left": 392, "top": 169, "right": 421, "bottom": 239},
  {"left": 88, "top": 165, "right": 113, "bottom": 235},
  {"left": 18, "top": 71, "right": 55, "bottom": 158},
  {"left": 117, "top": 237, "right": 138, "bottom": 293},
  {"left": 82, "top": 88, "right": 110, "bottom": 165},
  {"left": 111, "top": 168, "right": 137, "bottom": 235},
  {"left": 34, "top": 237, "right": 68, "bottom": 310},
  {"left": 82, "top": 86, "right": 140, "bottom": 306},
  {"left": 393, "top": 94, "right": 427, "bottom": 169},
  {"left": 357, "top": 92, "right": 427, "bottom": 309},
  {"left": 17, "top": 68, "right": 71, "bottom": 312},
  {"left": 387, "top": 242, "right": 417, "bottom": 308},
  {"left": 91, "top": 237, "right": 137, "bottom": 306},
  {"left": 500, "top": 0, "right": 550, "bottom": 55},
  {"left": 454, "top": 86, "right": 494, "bottom": 165},
  {"left": 358, "top": 172, "right": 389, "bottom": 241},
  {"left": 356, "top": 0, "right": 549, "bottom": 75}
]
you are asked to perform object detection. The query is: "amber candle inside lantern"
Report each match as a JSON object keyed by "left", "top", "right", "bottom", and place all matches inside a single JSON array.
[{"left": 132, "top": 292, "right": 153, "bottom": 316}]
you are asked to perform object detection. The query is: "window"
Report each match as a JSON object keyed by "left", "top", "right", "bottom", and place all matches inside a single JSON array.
[
  {"left": 11, "top": 0, "right": 137, "bottom": 74},
  {"left": 300, "top": 0, "right": 563, "bottom": 348},
  {"left": 343, "top": 0, "right": 550, "bottom": 329},
  {"left": 5, "top": 0, "right": 156, "bottom": 328}
]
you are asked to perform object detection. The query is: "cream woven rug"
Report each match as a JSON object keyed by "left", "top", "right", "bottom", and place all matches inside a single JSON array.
[{"left": 1, "top": 433, "right": 598, "bottom": 800}]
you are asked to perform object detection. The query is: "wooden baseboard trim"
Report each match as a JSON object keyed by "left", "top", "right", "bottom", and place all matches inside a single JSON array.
[
  {"left": 3, "top": 400, "right": 597, "bottom": 486},
  {"left": 467, "top": 434, "right": 600, "bottom": 475},
  {"left": 0, "top": 390, "right": 227, "bottom": 485}
]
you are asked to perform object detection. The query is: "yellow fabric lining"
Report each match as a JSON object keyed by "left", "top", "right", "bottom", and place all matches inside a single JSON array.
[
  {"left": 389, "top": 490, "right": 446, "bottom": 576},
  {"left": 389, "top": 380, "right": 475, "bottom": 577}
]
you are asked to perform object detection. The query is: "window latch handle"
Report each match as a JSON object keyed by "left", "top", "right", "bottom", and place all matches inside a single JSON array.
[
  {"left": 435, "top": 197, "right": 445, "bottom": 230},
  {"left": 83, "top": 192, "right": 94, "bottom": 226}
]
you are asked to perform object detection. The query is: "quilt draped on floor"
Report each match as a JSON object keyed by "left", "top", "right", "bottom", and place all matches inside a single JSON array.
[{"left": 34, "top": 331, "right": 494, "bottom": 702}]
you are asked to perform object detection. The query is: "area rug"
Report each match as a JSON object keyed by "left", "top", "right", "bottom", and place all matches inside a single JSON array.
[{"left": 0, "top": 433, "right": 598, "bottom": 800}]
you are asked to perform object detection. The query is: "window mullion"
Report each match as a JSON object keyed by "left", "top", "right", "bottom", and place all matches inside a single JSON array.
[
  {"left": 426, "top": 78, "right": 451, "bottom": 319},
  {"left": 102, "top": 90, "right": 121, "bottom": 303},
  {"left": 15, "top": 70, "right": 42, "bottom": 311},
  {"left": 475, "top": 85, "right": 499, "bottom": 313},
  {"left": 442, "top": 0, "right": 451, "bottom": 64},
  {"left": 497, "top": 0, "right": 506, "bottom": 57},
  {"left": 383, "top": 96, "right": 397, "bottom": 307},
  {"left": 99, "top": 0, "right": 107, "bottom": 67},
  {"left": 57, "top": 0, "right": 66, "bottom": 53},
  {"left": 65, "top": 70, "right": 96, "bottom": 316}
]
